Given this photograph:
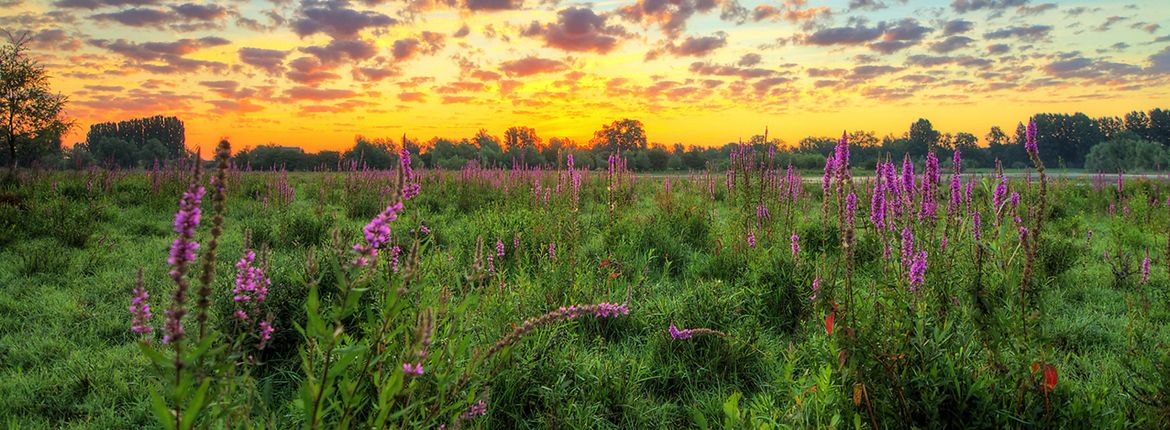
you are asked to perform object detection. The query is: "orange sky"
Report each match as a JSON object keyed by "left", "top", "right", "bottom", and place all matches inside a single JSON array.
[{"left": 6, "top": 0, "right": 1170, "bottom": 152}]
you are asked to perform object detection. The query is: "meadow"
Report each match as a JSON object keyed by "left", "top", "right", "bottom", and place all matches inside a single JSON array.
[{"left": 1, "top": 136, "right": 1169, "bottom": 429}]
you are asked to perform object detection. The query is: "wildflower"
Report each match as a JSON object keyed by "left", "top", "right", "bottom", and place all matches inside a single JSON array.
[
  {"left": 1142, "top": 250, "right": 1150, "bottom": 285},
  {"left": 403, "top": 362, "right": 424, "bottom": 376},
  {"left": 791, "top": 232, "right": 800, "bottom": 258},
  {"left": 900, "top": 227, "right": 914, "bottom": 266},
  {"left": 845, "top": 192, "right": 857, "bottom": 227},
  {"left": 233, "top": 249, "right": 270, "bottom": 304},
  {"left": 464, "top": 400, "right": 487, "bottom": 419},
  {"left": 419, "top": 224, "right": 430, "bottom": 234},
  {"left": 1025, "top": 119, "right": 1039, "bottom": 156},
  {"left": 258, "top": 320, "right": 275, "bottom": 349},
  {"left": 901, "top": 154, "right": 915, "bottom": 196},
  {"left": 1009, "top": 191, "right": 1020, "bottom": 209},
  {"left": 870, "top": 179, "right": 886, "bottom": 229},
  {"left": 400, "top": 148, "right": 420, "bottom": 200},
  {"left": 925, "top": 150, "right": 939, "bottom": 189},
  {"left": 756, "top": 203, "right": 770, "bottom": 224},
  {"left": 809, "top": 277, "right": 820, "bottom": 302},
  {"left": 168, "top": 186, "right": 205, "bottom": 270},
  {"left": 353, "top": 201, "right": 404, "bottom": 266},
  {"left": 390, "top": 246, "right": 402, "bottom": 273},
  {"left": 834, "top": 131, "right": 850, "bottom": 175},
  {"left": 993, "top": 175, "right": 1007, "bottom": 210},
  {"left": 821, "top": 153, "right": 835, "bottom": 194},
  {"left": 548, "top": 241, "right": 555, "bottom": 260},
  {"left": 908, "top": 251, "right": 927, "bottom": 292},
  {"left": 130, "top": 286, "right": 153, "bottom": 334},
  {"left": 747, "top": 231, "right": 756, "bottom": 248},
  {"left": 668, "top": 323, "right": 693, "bottom": 340},
  {"left": 496, "top": 239, "right": 505, "bottom": 258},
  {"left": 973, "top": 211, "right": 982, "bottom": 241}
]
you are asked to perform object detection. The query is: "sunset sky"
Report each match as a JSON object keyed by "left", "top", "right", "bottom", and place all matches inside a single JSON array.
[{"left": 4, "top": 0, "right": 1170, "bottom": 152}]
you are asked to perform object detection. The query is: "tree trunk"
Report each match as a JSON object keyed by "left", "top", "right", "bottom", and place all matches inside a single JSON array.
[{"left": 6, "top": 134, "right": 15, "bottom": 176}]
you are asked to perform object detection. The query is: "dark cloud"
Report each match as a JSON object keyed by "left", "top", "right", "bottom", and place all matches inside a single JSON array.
[
  {"left": 1042, "top": 56, "right": 1142, "bottom": 79},
  {"left": 28, "top": 29, "right": 81, "bottom": 51},
  {"left": 499, "top": 56, "right": 567, "bottom": 77},
  {"left": 986, "top": 43, "right": 1010, "bottom": 54},
  {"left": 1133, "top": 22, "right": 1160, "bottom": 34},
  {"left": 803, "top": 25, "right": 884, "bottom": 46},
  {"left": 848, "top": 0, "right": 887, "bottom": 11},
  {"left": 951, "top": 0, "right": 1028, "bottom": 13},
  {"left": 905, "top": 54, "right": 992, "bottom": 68},
  {"left": 983, "top": 25, "right": 1052, "bottom": 42},
  {"left": 942, "top": 19, "right": 973, "bottom": 36},
  {"left": 286, "top": 86, "right": 358, "bottom": 100},
  {"left": 286, "top": 56, "right": 341, "bottom": 85},
  {"left": 752, "top": 76, "right": 791, "bottom": 94},
  {"left": 391, "top": 32, "right": 445, "bottom": 61},
  {"left": 352, "top": 66, "right": 398, "bottom": 82},
  {"left": 752, "top": 2, "right": 831, "bottom": 25},
  {"left": 53, "top": 0, "right": 158, "bottom": 9},
  {"left": 238, "top": 47, "right": 289, "bottom": 75},
  {"left": 848, "top": 65, "right": 902, "bottom": 80},
  {"left": 1016, "top": 3, "right": 1056, "bottom": 16},
  {"left": 688, "top": 61, "right": 775, "bottom": 79},
  {"left": 664, "top": 32, "right": 728, "bottom": 57},
  {"left": 737, "top": 53, "right": 761, "bottom": 67},
  {"left": 800, "top": 19, "right": 931, "bottom": 53},
  {"left": 88, "top": 36, "right": 229, "bottom": 71},
  {"left": 170, "top": 3, "right": 227, "bottom": 21},
  {"left": 91, "top": 8, "right": 171, "bottom": 27},
  {"left": 617, "top": 0, "right": 732, "bottom": 36},
  {"left": 930, "top": 36, "right": 974, "bottom": 53},
  {"left": 398, "top": 92, "right": 426, "bottom": 102},
  {"left": 1148, "top": 46, "right": 1170, "bottom": 73},
  {"left": 465, "top": 0, "right": 520, "bottom": 11},
  {"left": 453, "top": 23, "right": 470, "bottom": 37},
  {"left": 1094, "top": 16, "right": 1128, "bottom": 32},
  {"left": 522, "top": 7, "right": 628, "bottom": 53},
  {"left": 300, "top": 38, "right": 377, "bottom": 65},
  {"left": 292, "top": 1, "right": 397, "bottom": 39}
]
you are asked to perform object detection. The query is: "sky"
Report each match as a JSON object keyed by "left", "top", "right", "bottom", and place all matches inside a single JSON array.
[{"left": 4, "top": 0, "right": 1170, "bottom": 152}]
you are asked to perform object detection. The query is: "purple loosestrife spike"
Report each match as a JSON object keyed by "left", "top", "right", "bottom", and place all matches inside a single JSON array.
[
  {"left": 353, "top": 201, "right": 404, "bottom": 267},
  {"left": 925, "top": 151, "right": 939, "bottom": 188},
  {"left": 496, "top": 239, "right": 505, "bottom": 258},
  {"left": 908, "top": 251, "right": 927, "bottom": 292},
  {"left": 233, "top": 249, "right": 270, "bottom": 311},
  {"left": 168, "top": 186, "right": 205, "bottom": 269},
  {"left": 993, "top": 175, "right": 1007, "bottom": 210},
  {"left": 791, "top": 232, "right": 800, "bottom": 257},
  {"left": 1142, "top": 250, "right": 1151, "bottom": 285},
  {"left": 548, "top": 241, "right": 555, "bottom": 260},
  {"left": 1026, "top": 119, "right": 1039, "bottom": 156},
  {"left": 400, "top": 148, "right": 420, "bottom": 200},
  {"left": 870, "top": 186, "right": 885, "bottom": 230},
  {"left": 747, "top": 231, "right": 756, "bottom": 248},
  {"left": 668, "top": 323, "right": 693, "bottom": 340},
  {"left": 809, "top": 277, "right": 820, "bottom": 302},
  {"left": 822, "top": 153, "right": 835, "bottom": 194},
  {"left": 1010, "top": 192, "right": 1020, "bottom": 209},
  {"left": 390, "top": 246, "right": 402, "bottom": 273},
  {"left": 130, "top": 286, "right": 153, "bottom": 334},
  {"left": 973, "top": 211, "right": 982, "bottom": 241},
  {"left": 834, "top": 131, "right": 850, "bottom": 174},
  {"left": 901, "top": 154, "right": 915, "bottom": 196},
  {"left": 846, "top": 192, "right": 857, "bottom": 227},
  {"left": 258, "top": 320, "right": 274, "bottom": 349},
  {"left": 403, "top": 362, "right": 424, "bottom": 376}
]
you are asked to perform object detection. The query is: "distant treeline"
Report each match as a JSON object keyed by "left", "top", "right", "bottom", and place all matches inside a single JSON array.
[
  {"left": 232, "top": 110, "right": 1170, "bottom": 172},
  {"left": 22, "top": 109, "right": 1170, "bottom": 172}
]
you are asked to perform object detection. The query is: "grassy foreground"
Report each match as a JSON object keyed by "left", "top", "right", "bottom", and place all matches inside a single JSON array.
[{"left": 1, "top": 161, "right": 1168, "bottom": 429}]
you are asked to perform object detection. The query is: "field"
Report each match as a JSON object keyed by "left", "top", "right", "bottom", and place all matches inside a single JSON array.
[{"left": 2, "top": 146, "right": 1169, "bottom": 429}]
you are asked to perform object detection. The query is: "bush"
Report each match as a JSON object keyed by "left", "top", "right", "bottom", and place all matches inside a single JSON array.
[{"left": 1084, "top": 136, "right": 1170, "bottom": 172}]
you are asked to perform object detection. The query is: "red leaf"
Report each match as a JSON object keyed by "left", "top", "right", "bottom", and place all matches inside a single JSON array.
[
  {"left": 1043, "top": 364, "right": 1058, "bottom": 391},
  {"left": 1031, "top": 362, "right": 1040, "bottom": 373},
  {"left": 826, "top": 312, "right": 835, "bottom": 336},
  {"left": 599, "top": 260, "right": 610, "bottom": 267},
  {"left": 609, "top": 272, "right": 621, "bottom": 279}
]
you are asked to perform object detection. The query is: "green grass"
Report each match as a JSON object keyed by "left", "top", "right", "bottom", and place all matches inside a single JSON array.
[{"left": 0, "top": 169, "right": 1168, "bottom": 429}]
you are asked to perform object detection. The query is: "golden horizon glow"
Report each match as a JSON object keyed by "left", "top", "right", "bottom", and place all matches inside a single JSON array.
[{"left": 6, "top": 0, "right": 1170, "bottom": 153}]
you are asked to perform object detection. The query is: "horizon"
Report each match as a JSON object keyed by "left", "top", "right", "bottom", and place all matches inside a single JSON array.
[{"left": 6, "top": 0, "right": 1170, "bottom": 150}]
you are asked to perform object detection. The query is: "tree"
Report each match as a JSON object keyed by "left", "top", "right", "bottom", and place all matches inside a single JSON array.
[
  {"left": 503, "top": 126, "right": 541, "bottom": 152},
  {"left": 590, "top": 119, "right": 646, "bottom": 153},
  {"left": 906, "top": 118, "right": 939, "bottom": 158},
  {"left": 1084, "top": 135, "right": 1169, "bottom": 172},
  {"left": 1, "top": 32, "right": 72, "bottom": 175}
]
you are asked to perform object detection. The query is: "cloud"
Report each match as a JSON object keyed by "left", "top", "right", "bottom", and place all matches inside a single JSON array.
[
  {"left": 802, "top": 25, "right": 884, "bottom": 46},
  {"left": 986, "top": 43, "right": 1010, "bottom": 54},
  {"left": 238, "top": 47, "right": 289, "bottom": 75},
  {"left": 753, "top": 2, "right": 831, "bottom": 25},
  {"left": 300, "top": 38, "right": 378, "bottom": 65},
  {"left": 88, "top": 37, "right": 229, "bottom": 73},
  {"left": 398, "top": 92, "right": 426, "bottom": 102},
  {"left": 522, "top": 7, "right": 628, "bottom": 54},
  {"left": 950, "top": 0, "right": 1028, "bottom": 13},
  {"left": 737, "top": 53, "right": 761, "bottom": 67},
  {"left": 984, "top": 25, "right": 1052, "bottom": 42},
  {"left": 170, "top": 3, "right": 227, "bottom": 21},
  {"left": 499, "top": 56, "right": 567, "bottom": 77},
  {"left": 617, "top": 0, "right": 732, "bottom": 36},
  {"left": 292, "top": 1, "right": 397, "bottom": 39},
  {"left": 930, "top": 36, "right": 974, "bottom": 53},
  {"left": 29, "top": 29, "right": 82, "bottom": 51},
  {"left": 848, "top": 0, "right": 887, "bottom": 11},
  {"left": 286, "top": 56, "right": 341, "bottom": 85},
  {"left": 453, "top": 23, "right": 470, "bottom": 37},
  {"left": 465, "top": 0, "right": 520, "bottom": 11},
  {"left": 392, "top": 32, "right": 445, "bottom": 61},
  {"left": 91, "top": 8, "right": 171, "bottom": 27},
  {"left": 1042, "top": 56, "right": 1143, "bottom": 80},
  {"left": 905, "top": 54, "right": 992, "bottom": 68},
  {"left": 53, "top": 0, "right": 158, "bottom": 9},
  {"left": 353, "top": 66, "right": 398, "bottom": 82},
  {"left": 689, "top": 61, "right": 775, "bottom": 79},
  {"left": 287, "top": 86, "right": 358, "bottom": 101},
  {"left": 942, "top": 19, "right": 973, "bottom": 36},
  {"left": 1147, "top": 46, "right": 1170, "bottom": 73},
  {"left": 1016, "top": 3, "right": 1056, "bottom": 16},
  {"left": 654, "top": 32, "right": 728, "bottom": 58}
]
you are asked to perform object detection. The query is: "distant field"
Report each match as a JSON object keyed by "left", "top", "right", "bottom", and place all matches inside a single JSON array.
[{"left": 1, "top": 155, "right": 1168, "bottom": 429}]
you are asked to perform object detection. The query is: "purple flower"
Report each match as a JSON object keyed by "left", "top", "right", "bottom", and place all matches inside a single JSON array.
[
  {"left": 496, "top": 239, "right": 505, "bottom": 258},
  {"left": 870, "top": 181, "right": 886, "bottom": 230},
  {"left": 1009, "top": 191, "right": 1020, "bottom": 209},
  {"left": 463, "top": 400, "right": 487, "bottom": 419},
  {"left": 129, "top": 287, "right": 153, "bottom": 334},
  {"left": 925, "top": 151, "right": 939, "bottom": 189},
  {"left": 901, "top": 155, "right": 915, "bottom": 196},
  {"left": 403, "top": 362, "right": 424, "bottom": 376},
  {"left": 747, "top": 231, "right": 756, "bottom": 248},
  {"left": 908, "top": 251, "right": 927, "bottom": 292},
  {"left": 834, "top": 131, "right": 850, "bottom": 175},
  {"left": 233, "top": 249, "right": 270, "bottom": 305},
  {"left": 845, "top": 192, "right": 857, "bottom": 227},
  {"left": 756, "top": 204, "right": 770, "bottom": 224},
  {"left": 791, "top": 232, "right": 800, "bottom": 257},
  {"left": 168, "top": 186, "right": 205, "bottom": 269},
  {"left": 548, "top": 241, "right": 556, "bottom": 260},
  {"left": 900, "top": 227, "right": 914, "bottom": 267},
  {"left": 390, "top": 246, "right": 402, "bottom": 273},
  {"left": 258, "top": 320, "right": 275, "bottom": 349},
  {"left": 993, "top": 175, "right": 1007, "bottom": 210},
  {"left": 400, "top": 148, "right": 420, "bottom": 200},
  {"left": 809, "top": 277, "right": 820, "bottom": 302},
  {"left": 668, "top": 323, "right": 693, "bottom": 340},
  {"left": 353, "top": 201, "right": 404, "bottom": 267},
  {"left": 419, "top": 224, "right": 430, "bottom": 234},
  {"left": 1142, "top": 250, "right": 1150, "bottom": 285},
  {"left": 1025, "top": 119, "right": 1038, "bottom": 156},
  {"left": 822, "top": 153, "right": 835, "bottom": 194},
  {"left": 973, "top": 211, "right": 982, "bottom": 241}
]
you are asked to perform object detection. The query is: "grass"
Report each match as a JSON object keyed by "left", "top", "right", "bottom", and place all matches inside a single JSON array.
[{"left": 0, "top": 166, "right": 1168, "bottom": 429}]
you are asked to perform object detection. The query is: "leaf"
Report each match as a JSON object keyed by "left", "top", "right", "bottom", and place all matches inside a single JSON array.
[
  {"left": 826, "top": 312, "right": 835, "bottom": 336},
  {"left": 689, "top": 407, "right": 709, "bottom": 430},
  {"left": 180, "top": 379, "right": 212, "bottom": 430},
  {"left": 150, "top": 389, "right": 177, "bottom": 430},
  {"left": 852, "top": 383, "right": 863, "bottom": 407},
  {"left": 1043, "top": 364, "right": 1058, "bottom": 392},
  {"left": 722, "top": 391, "right": 741, "bottom": 425}
]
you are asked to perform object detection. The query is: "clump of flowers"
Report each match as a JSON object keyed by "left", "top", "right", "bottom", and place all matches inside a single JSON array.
[
  {"left": 353, "top": 201, "right": 404, "bottom": 267},
  {"left": 668, "top": 323, "right": 726, "bottom": 340},
  {"left": 129, "top": 269, "right": 152, "bottom": 334}
]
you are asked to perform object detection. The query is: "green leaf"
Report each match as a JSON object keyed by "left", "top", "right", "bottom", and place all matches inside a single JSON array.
[
  {"left": 150, "top": 389, "right": 177, "bottom": 430},
  {"left": 180, "top": 378, "right": 212, "bottom": 430}
]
